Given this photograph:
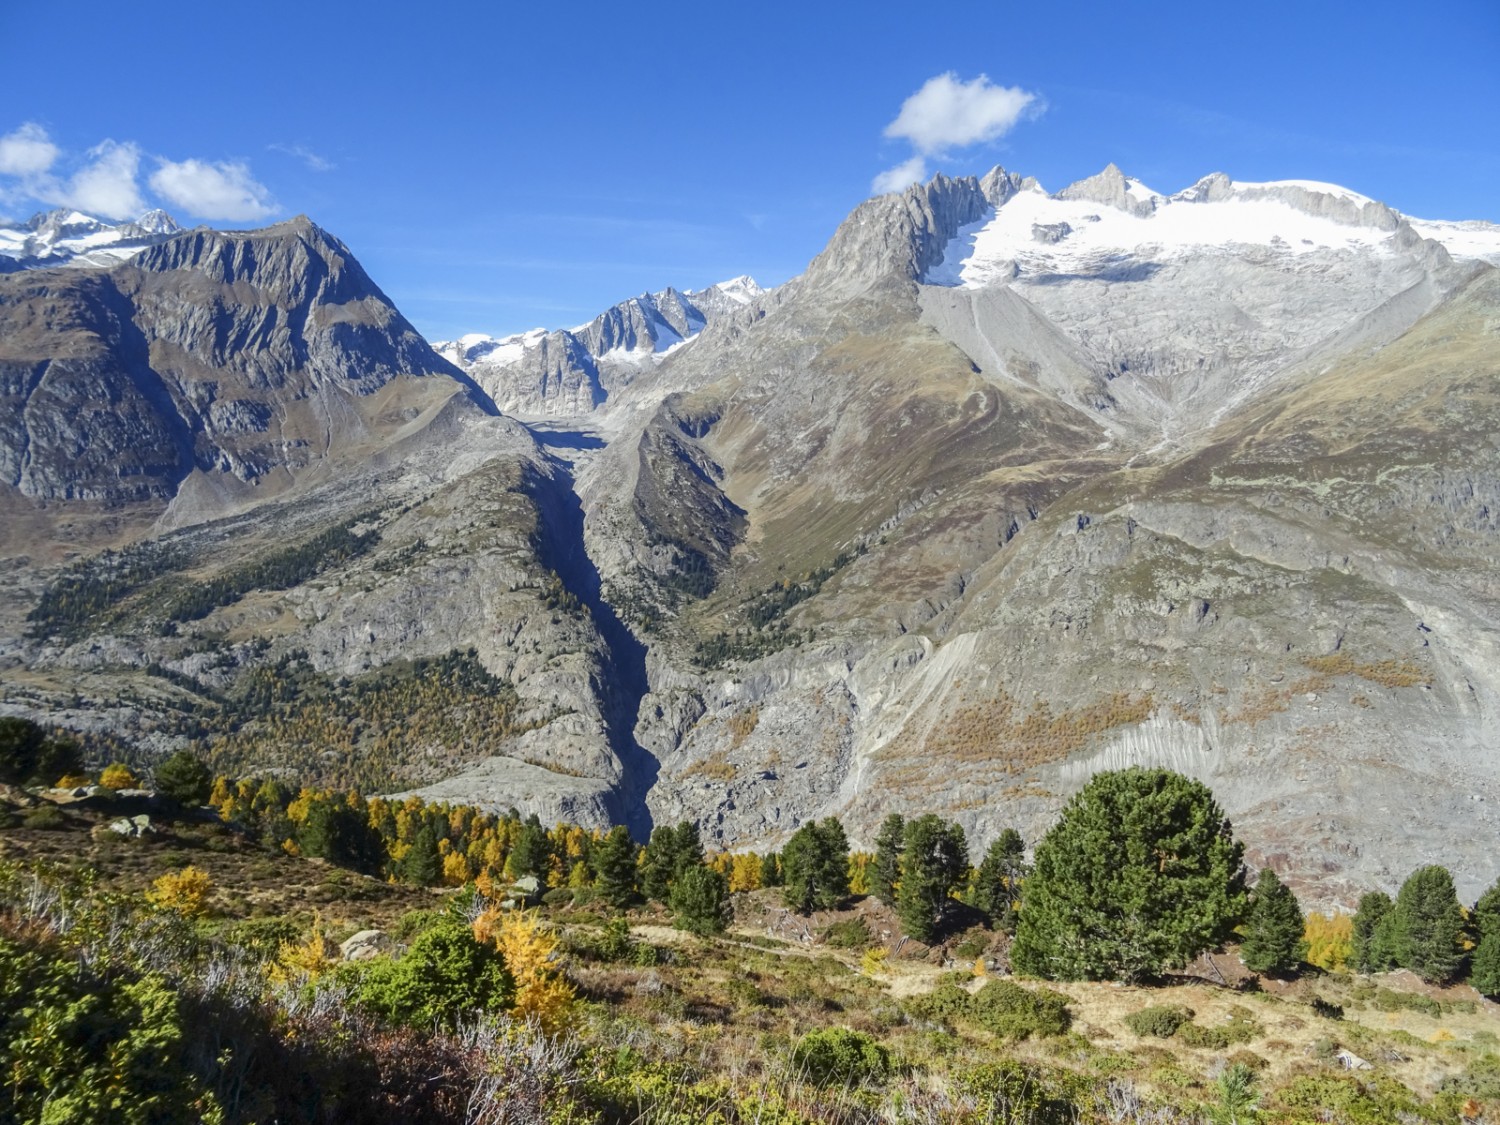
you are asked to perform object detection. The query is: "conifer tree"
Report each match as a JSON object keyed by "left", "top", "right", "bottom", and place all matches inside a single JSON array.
[
  {"left": 401, "top": 824, "right": 442, "bottom": 886},
  {"left": 1471, "top": 879, "right": 1500, "bottom": 947},
  {"left": 872, "top": 813, "right": 905, "bottom": 907},
  {"left": 760, "top": 851, "right": 782, "bottom": 887},
  {"left": 592, "top": 825, "right": 639, "bottom": 908},
  {"left": 509, "top": 814, "right": 551, "bottom": 881},
  {"left": 1239, "top": 867, "right": 1306, "bottom": 976},
  {"left": 153, "top": 749, "right": 212, "bottom": 805},
  {"left": 1391, "top": 865, "right": 1465, "bottom": 983},
  {"left": 895, "top": 814, "right": 968, "bottom": 942},
  {"left": 640, "top": 824, "right": 679, "bottom": 903},
  {"left": 781, "top": 818, "right": 850, "bottom": 914},
  {"left": 674, "top": 820, "right": 705, "bottom": 871},
  {"left": 670, "top": 864, "right": 731, "bottom": 936},
  {"left": 972, "top": 828, "right": 1027, "bottom": 931},
  {"left": 1472, "top": 930, "right": 1500, "bottom": 998},
  {"left": 1350, "top": 890, "right": 1398, "bottom": 972},
  {"left": 1011, "top": 768, "right": 1245, "bottom": 981}
]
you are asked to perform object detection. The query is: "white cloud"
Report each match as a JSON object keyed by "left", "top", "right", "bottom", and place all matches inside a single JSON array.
[
  {"left": 269, "top": 142, "right": 335, "bottom": 172},
  {"left": 52, "top": 140, "right": 146, "bottom": 219},
  {"left": 0, "top": 122, "right": 59, "bottom": 176},
  {"left": 149, "top": 158, "right": 276, "bottom": 221},
  {"left": 884, "top": 73, "right": 1040, "bottom": 155},
  {"left": 871, "top": 155, "right": 928, "bottom": 195}
]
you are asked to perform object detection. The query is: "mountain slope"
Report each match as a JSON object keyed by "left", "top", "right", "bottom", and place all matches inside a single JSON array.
[
  {"left": 0, "top": 215, "right": 506, "bottom": 552},
  {"left": 566, "top": 167, "right": 1500, "bottom": 905}
]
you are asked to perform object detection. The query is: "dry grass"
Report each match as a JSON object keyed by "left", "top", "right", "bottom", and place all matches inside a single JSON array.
[
  {"left": 881, "top": 690, "right": 1154, "bottom": 780},
  {"left": 1302, "top": 653, "right": 1432, "bottom": 689},
  {"left": 726, "top": 705, "right": 760, "bottom": 749},
  {"left": 682, "top": 753, "right": 737, "bottom": 782}
]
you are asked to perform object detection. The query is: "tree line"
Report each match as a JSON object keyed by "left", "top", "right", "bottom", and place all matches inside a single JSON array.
[{"left": 12, "top": 723, "right": 1500, "bottom": 993}]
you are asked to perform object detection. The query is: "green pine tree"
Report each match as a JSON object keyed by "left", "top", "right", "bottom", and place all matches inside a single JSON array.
[
  {"left": 0, "top": 716, "right": 45, "bottom": 785},
  {"left": 152, "top": 749, "right": 212, "bottom": 805},
  {"left": 1471, "top": 931, "right": 1500, "bottom": 998},
  {"left": 509, "top": 814, "right": 551, "bottom": 881},
  {"left": 673, "top": 820, "right": 705, "bottom": 872},
  {"left": 1350, "top": 890, "right": 1398, "bottom": 972},
  {"left": 781, "top": 818, "right": 850, "bottom": 914},
  {"left": 1239, "top": 867, "right": 1306, "bottom": 976},
  {"left": 972, "top": 828, "right": 1027, "bottom": 932},
  {"left": 1391, "top": 865, "right": 1465, "bottom": 983},
  {"left": 401, "top": 824, "right": 442, "bottom": 886},
  {"left": 759, "top": 851, "right": 782, "bottom": 887},
  {"left": 895, "top": 814, "right": 968, "bottom": 942},
  {"left": 592, "top": 825, "right": 639, "bottom": 908},
  {"left": 872, "top": 813, "right": 905, "bottom": 907},
  {"left": 639, "top": 824, "right": 679, "bottom": 903},
  {"left": 670, "top": 864, "right": 730, "bottom": 936},
  {"left": 1010, "top": 768, "right": 1246, "bottom": 982}
]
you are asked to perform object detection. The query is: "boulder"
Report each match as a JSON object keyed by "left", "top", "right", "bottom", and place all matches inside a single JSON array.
[
  {"left": 109, "top": 814, "right": 154, "bottom": 837},
  {"left": 340, "top": 930, "right": 393, "bottom": 961}
]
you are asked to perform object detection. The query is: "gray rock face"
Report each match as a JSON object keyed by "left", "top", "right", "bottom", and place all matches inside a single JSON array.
[
  {"left": 0, "top": 217, "right": 483, "bottom": 532},
  {"left": 564, "top": 167, "right": 1500, "bottom": 907},
  {"left": 436, "top": 279, "right": 763, "bottom": 418},
  {"left": 1055, "top": 162, "right": 1158, "bottom": 217}
]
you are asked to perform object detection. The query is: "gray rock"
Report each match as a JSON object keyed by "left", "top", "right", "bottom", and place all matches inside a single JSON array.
[{"left": 339, "top": 929, "right": 392, "bottom": 961}]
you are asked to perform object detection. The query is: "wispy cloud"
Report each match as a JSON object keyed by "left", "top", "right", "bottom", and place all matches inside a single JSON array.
[
  {"left": 269, "top": 142, "right": 335, "bottom": 172},
  {"left": 873, "top": 73, "right": 1043, "bottom": 195}
]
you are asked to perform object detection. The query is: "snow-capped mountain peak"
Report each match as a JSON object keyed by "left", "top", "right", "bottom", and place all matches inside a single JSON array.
[
  {"left": 0, "top": 207, "right": 184, "bottom": 271},
  {"left": 926, "top": 167, "right": 1498, "bottom": 291}
]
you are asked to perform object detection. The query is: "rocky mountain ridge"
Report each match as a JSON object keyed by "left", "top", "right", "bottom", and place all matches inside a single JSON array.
[
  {"left": 0, "top": 207, "right": 184, "bottom": 271},
  {"left": 434, "top": 277, "right": 764, "bottom": 417},
  {"left": 3, "top": 167, "right": 1499, "bottom": 908}
]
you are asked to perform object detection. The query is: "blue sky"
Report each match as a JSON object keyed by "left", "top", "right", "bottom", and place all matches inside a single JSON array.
[{"left": 2, "top": 0, "right": 1497, "bottom": 341}]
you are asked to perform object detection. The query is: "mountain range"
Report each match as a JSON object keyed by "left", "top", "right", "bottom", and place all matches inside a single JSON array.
[{"left": 2, "top": 166, "right": 1499, "bottom": 907}]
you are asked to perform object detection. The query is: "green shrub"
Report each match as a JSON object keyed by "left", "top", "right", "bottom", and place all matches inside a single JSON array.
[
  {"left": 352, "top": 919, "right": 512, "bottom": 1028},
  {"left": 22, "top": 804, "right": 66, "bottom": 830},
  {"left": 1177, "top": 1022, "right": 1231, "bottom": 1049},
  {"left": 971, "top": 979, "right": 1072, "bottom": 1041},
  {"left": 790, "top": 1027, "right": 890, "bottom": 1085},
  {"left": 1440, "top": 1052, "right": 1500, "bottom": 1101},
  {"left": 953, "top": 934, "right": 988, "bottom": 960},
  {"left": 1125, "top": 1004, "right": 1192, "bottom": 1038},
  {"left": 908, "top": 980, "right": 975, "bottom": 1022},
  {"left": 822, "top": 917, "right": 872, "bottom": 949},
  {"left": 0, "top": 930, "right": 216, "bottom": 1123},
  {"left": 959, "top": 1060, "right": 1081, "bottom": 1124},
  {"left": 220, "top": 915, "right": 303, "bottom": 960},
  {"left": 1371, "top": 986, "right": 1442, "bottom": 1018},
  {"left": 391, "top": 907, "right": 444, "bottom": 941}
]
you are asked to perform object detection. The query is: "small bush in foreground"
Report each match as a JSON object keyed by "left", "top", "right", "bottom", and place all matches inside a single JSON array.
[
  {"left": 791, "top": 1027, "right": 890, "bottom": 1085},
  {"left": 1125, "top": 1004, "right": 1193, "bottom": 1039},
  {"left": 971, "top": 979, "right": 1072, "bottom": 1041}
]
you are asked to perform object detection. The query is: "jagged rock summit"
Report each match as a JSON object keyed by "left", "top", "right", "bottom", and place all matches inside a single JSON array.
[
  {"left": 435, "top": 277, "right": 765, "bottom": 417},
  {"left": 0, "top": 207, "right": 185, "bottom": 271}
]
